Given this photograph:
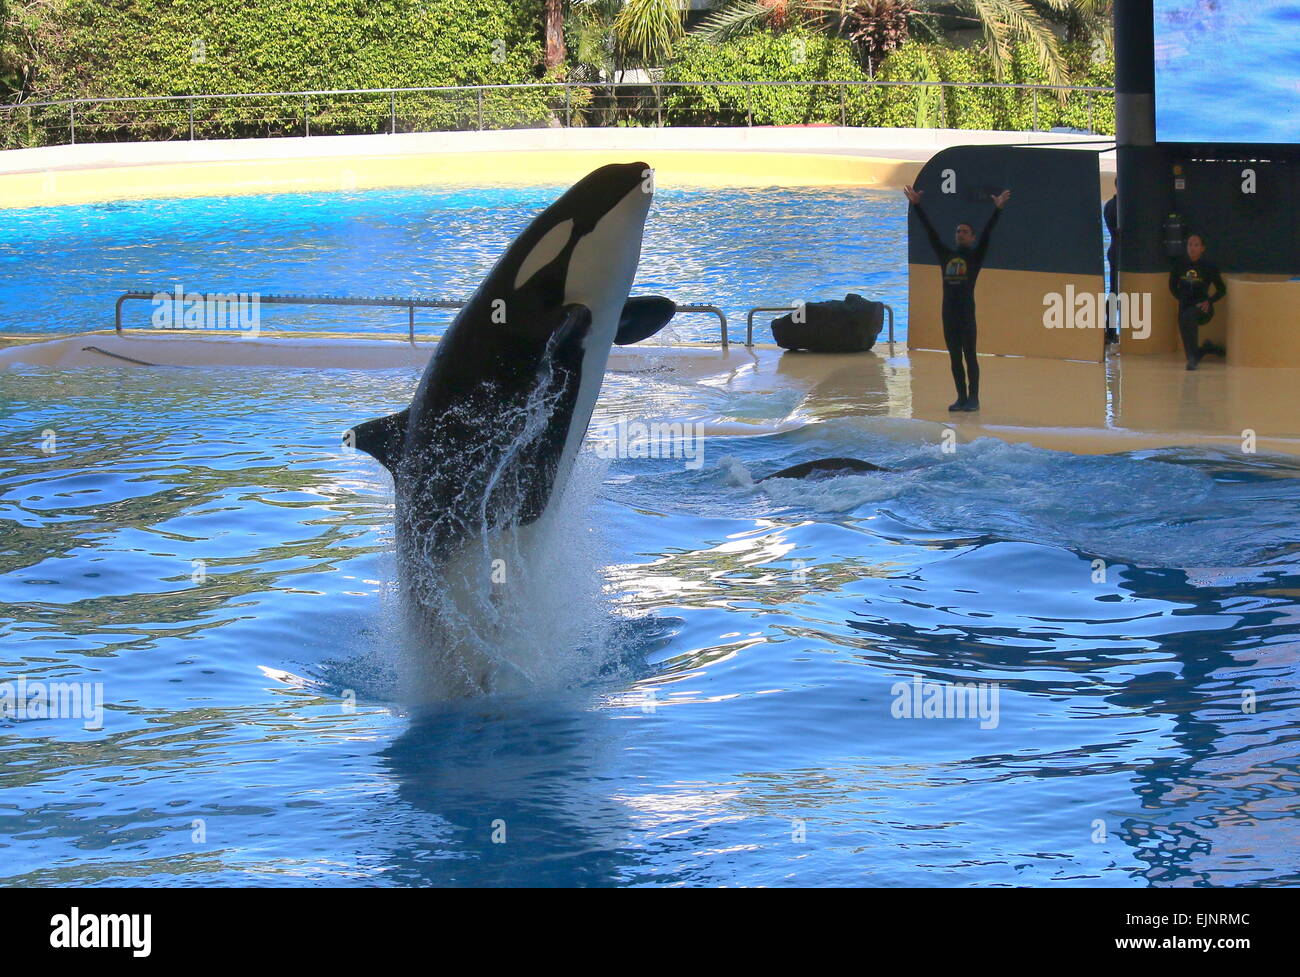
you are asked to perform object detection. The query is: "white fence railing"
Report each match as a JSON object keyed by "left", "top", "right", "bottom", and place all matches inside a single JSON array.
[{"left": 0, "top": 80, "right": 1115, "bottom": 148}]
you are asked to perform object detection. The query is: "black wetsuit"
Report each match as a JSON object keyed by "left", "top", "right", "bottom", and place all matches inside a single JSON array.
[
  {"left": 1168, "top": 256, "right": 1226, "bottom": 367},
  {"left": 913, "top": 202, "right": 1002, "bottom": 406},
  {"left": 1103, "top": 195, "right": 1118, "bottom": 340}
]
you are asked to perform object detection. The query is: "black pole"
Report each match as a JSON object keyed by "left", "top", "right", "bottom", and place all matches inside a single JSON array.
[
  {"left": 1114, "top": 0, "right": 1155, "bottom": 148},
  {"left": 1113, "top": 1, "right": 1166, "bottom": 285}
]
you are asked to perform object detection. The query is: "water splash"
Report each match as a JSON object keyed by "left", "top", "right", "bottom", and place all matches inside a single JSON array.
[
  {"left": 390, "top": 348, "right": 623, "bottom": 703},
  {"left": 707, "top": 421, "right": 1300, "bottom": 568}
]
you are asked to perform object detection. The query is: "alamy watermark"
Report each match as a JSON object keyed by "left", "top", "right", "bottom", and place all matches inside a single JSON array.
[
  {"left": 891, "top": 674, "right": 1000, "bottom": 729},
  {"left": 1, "top": 676, "right": 104, "bottom": 731},
  {"left": 1043, "top": 287, "right": 1151, "bottom": 339},
  {"left": 49, "top": 907, "right": 150, "bottom": 957},
  {"left": 590, "top": 417, "right": 705, "bottom": 470},
  {"left": 151, "top": 286, "right": 261, "bottom": 337}
]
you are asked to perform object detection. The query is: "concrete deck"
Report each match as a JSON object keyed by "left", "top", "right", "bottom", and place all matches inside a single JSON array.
[{"left": 0, "top": 126, "right": 1115, "bottom": 207}]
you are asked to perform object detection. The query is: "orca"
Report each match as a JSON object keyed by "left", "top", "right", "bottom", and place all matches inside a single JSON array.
[
  {"left": 617, "top": 295, "right": 677, "bottom": 345},
  {"left": 345, "top": 163, "right": 666, "bottom": 622},
  {"left": 758, "top": 457, "right": 891, "bottom": 481}
]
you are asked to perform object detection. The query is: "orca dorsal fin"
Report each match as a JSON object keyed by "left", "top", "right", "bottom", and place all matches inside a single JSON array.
[
  {"left": 615, "top": 296, "right": 677, "bottom": 345},
  {"left": 347, "top": 407, "right": 410, "bottom": 473}
]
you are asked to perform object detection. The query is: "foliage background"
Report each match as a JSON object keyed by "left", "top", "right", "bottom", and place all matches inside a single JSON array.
[
  {"left": 662, "top": 30, "right": 1113, "bottom": 132},
  {"left": 0, "top": 0, "right": 556, "bottom": 145},
  {"left": 0, "top": 1, "right": 1113, "bottom": 146}
]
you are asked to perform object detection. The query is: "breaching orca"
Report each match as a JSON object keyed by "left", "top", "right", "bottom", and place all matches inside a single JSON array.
[{"left": 345, "top": 163, "right": 669, "bottom": 639}]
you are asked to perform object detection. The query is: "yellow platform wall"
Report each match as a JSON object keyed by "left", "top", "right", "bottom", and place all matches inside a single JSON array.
[
  {"left": 908, "top": 267, "right": 1106, "bottom": 362},
  {"left": 1224, "top": 275, "right": 1300, "bottom": 368}
]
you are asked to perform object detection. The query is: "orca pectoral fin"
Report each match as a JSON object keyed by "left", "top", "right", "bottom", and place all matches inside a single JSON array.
[
  {"left": 346, "top": 407, "right": 410, "bottom": 473},
  {"left": 615, "top": 295, "right": 677, "bottom": 345}
]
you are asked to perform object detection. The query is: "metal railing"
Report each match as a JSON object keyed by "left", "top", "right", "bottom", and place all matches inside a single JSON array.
[
  {"left": 115, "top": 292, "right": 461, "bottom": 345},
  {"left": 747, "top": 302, "right": 895, "bottom": 347},
  {"left": 114, "top": 291, "right": 730, "bottom": 347},
  {"left": 676, "top": 304, "right": 729, "bottom": 348},
  {"left": 3, "top": 80, "right": 1115, "bottom": 148}
]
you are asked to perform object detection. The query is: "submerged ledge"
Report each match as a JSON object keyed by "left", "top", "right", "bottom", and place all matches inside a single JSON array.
[{"left": 3, "top": 331, "right": 1293, "bottom": 458}]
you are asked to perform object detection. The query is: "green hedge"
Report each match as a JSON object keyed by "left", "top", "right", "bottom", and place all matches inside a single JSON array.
[
  {"left": 661, "top": 32, "right": 1114, "bottom": 134},
  {"left": 2, "top": 0, "right": 552, "bottom": 147},
  {"left": 1, "top": 12, "right": 1115, "bottom": 147},
  {"left": 876, "top": 41, "right": 1115, "bottom": 133},
  {"left": 660, "top": 30, "right": 871, "bottom": 126}
]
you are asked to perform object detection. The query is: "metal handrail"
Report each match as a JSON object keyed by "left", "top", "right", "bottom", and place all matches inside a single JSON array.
[
  {"left": 746, "top": 302, "right": 895, "bottom": 347},
  {"left": 675, "top": 303, "right": 728, "bottom": 349},
  {"left": 115, "top": 291, "right": 730, "bottom": 348},
  {"left": 4, "top": 79, "right": 1115, "bottom": 146},
  {"left": 115, "top": 292, "right": 464, "bottom": 346},
  {"left": 6, "top": 79, "right": 1114, "bottom": 111}
]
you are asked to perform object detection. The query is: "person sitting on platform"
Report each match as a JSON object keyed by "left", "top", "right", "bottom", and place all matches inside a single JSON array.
[{"left": 1168, "top": 232, "right": 1226, "bottom": 371}]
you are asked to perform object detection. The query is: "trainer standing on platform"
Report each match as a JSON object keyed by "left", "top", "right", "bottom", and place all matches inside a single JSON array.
[{"left": 904, "top": 184, "right": 1011, "bottom": 412}]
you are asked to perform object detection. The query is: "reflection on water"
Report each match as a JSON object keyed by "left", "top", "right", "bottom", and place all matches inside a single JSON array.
[
  {"left": 2, "top": 366, "right": 1298, "bottom": 886},
  {"left": 0, "top": 186, "right": 907, "bottom": 346}
]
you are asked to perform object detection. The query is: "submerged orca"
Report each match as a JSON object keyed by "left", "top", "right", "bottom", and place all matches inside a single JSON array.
[
  {"left": 346, "top": 163, "right": 670, "bottom": 581},
  {"left": 758, "top": 457, "right": 890, "bottom": 481}
]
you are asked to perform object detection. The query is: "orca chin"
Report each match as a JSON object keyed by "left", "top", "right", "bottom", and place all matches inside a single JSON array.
[{"left": 343, "top": 164, "right": 670, "bottom": 695}]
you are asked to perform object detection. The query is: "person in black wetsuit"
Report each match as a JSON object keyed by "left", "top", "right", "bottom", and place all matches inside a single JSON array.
[
  {"left": 1168, "top": 232, "right": 1226, "bottom": 371},
  {"left": 904, "top": 184, "right": 1011, "bottom": 411},
  {"left": 1103, "top": 186, "right": 1119, "bottom": 345}
]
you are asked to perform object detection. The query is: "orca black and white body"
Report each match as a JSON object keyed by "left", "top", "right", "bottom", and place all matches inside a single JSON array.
[
  {"left": 344, "top": 164, "right": 668, "bottom": 693},
  {"left": 758, "top": 458, "right": 890, "bottom": 482}
]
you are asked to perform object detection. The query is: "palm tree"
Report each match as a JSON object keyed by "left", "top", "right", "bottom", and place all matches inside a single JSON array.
[
  {"left": 1047, "top": 0, "right": 1112, "bottom": 46},
  {"left": 612, "top": 0, "right": 686, "bottom": 64},
  {"left": 554, "top": 1, "right": 689, "bottom": 127},
  {"left": 567, "top": 1, "right": 622, "bottom": 80},
  {"left": 549, "top": 1, "right": 689, "bottom": 75},
  {"left": 694, "top": 0, "right": 1110, "bottom": 86},
  {"left": 545, "top": 0, "right": 567, "bottom": 69}
]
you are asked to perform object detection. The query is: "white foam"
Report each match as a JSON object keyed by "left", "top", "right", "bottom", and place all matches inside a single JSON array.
[
  {"left": 394, "top": 452, "right": 619, "bottom": 703},
  {"left": 717, "top": 454, "right": 757, "bottom": 490}
]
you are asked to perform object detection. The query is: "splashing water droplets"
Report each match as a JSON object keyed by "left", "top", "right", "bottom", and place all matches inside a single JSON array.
[{"left": 389, "top": 348, "right": 619, "bottom": 702}]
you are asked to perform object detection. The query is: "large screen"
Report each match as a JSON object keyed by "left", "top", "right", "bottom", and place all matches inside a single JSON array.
[{"left": 1154, "top": 0, "right": 1300, "bottom": 143}]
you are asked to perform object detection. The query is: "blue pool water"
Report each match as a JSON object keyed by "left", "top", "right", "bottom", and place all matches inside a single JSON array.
[
  {"left": 2, "top": 187, "right": 1299, "bottom": 887},
  {"left": 2, "top": 363, "right": 1299, "bottom": 886},
  {"left": 0, "top": 185, "right": 908, "bottom": 345}
]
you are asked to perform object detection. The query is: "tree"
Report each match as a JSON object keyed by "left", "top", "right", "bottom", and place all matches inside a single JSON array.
[
  {"left": 545, "top": 0, "right": 566, "bottom": 68},
  {"left": 612, "top": 0, "right": 685, "bottom": 64},
  {"left": 1042, "top": 0, "right": 1112, "bottom": 47},
  {"left": 695, "top": 0, "right": 1112, "bottom": 86},
  {"left": 563, "top": 0, "right": 687, "bottom": 75}
]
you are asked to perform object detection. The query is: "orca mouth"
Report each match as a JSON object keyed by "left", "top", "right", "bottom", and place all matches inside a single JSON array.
[
  {"left": 567, "top": 162, "right": 653, "bottom": 233},
  {"left": 562, "top": 167, "right": 653, "bottom": 323}
]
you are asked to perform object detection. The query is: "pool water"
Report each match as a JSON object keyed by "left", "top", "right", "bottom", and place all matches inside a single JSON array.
[
  {"left": 0, "top": 185, "right": 908, "bottom": 346},
  {"left": 2, "top": 360, "right": 1299, "bottom": 887}
]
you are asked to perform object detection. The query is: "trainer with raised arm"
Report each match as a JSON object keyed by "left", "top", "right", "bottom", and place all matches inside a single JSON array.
[{"left": 904, "top": 184, "right": 1011, "bottom": 412}]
